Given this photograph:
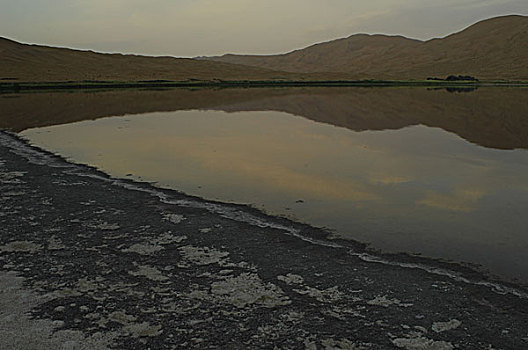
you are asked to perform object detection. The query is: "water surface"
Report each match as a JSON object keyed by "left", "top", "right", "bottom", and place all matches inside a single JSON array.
[{"left": 13, "top": 87, "right": 528, "bottom": 284}]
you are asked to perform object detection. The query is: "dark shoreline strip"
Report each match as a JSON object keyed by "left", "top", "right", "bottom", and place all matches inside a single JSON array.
[{"left": 1, "top": 80, "right": 527, "bottom": 92}]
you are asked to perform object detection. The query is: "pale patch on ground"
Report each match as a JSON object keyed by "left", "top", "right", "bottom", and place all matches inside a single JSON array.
[
  {"left": 324, "top": 306, "right": 365, "bottom": 320},
  {"left": 122, "top": 243, "right": 164, "bottom": 255},
  {"left": 108, "top": 311, "right": 137, "bottom": 324},
  {"left": 277, "top": 273, "right": 305, "bottom": 285},
  {"left": 129, "top": 265, "right": 169, "bottom": 281},
  {"left": 1, "top": 190, "right": 26, "bottom": 198},
  {"left": 98, "top": 311, "right": 162, "bottom": 338},
  {"left": 102, "top": 232, "right": 129, "bottom": 240},
  {"left": 0, "top": 171, "right": 26, "bottom": 184},
  {"left": 304, "top": 339, "right": 318, "bottom": 350},
  {"left": 210, "top": 272, "right": 291, "bottom": 308},
  {"left": 163, "top": 213, "right": 185, "bottom": 224},
  {"left": 54, "top": 288, "right": 83, "bottom": 298},
  {"left": 222, "top": 260, "right": 258, "bottom": 271},
  {"left": 414, "top": 326, "right": 428, "bottom": 333},
  {"left": 178, "top": 245, "right": 229, "bottom": 265},
  {"left": 432, "top": 319, "right": 461, "bottom": 333},
  {"left": 52, "top": 179, "right": 88, "bottom": 186},
  {"left": 154, "top": 232, "right": 186, "bottom": 245},
  {"left": 277, "top": 273, "right": 343, "bottom": 303},
  {"left": 122, "top": 322, "right": 162, "bottom": 338},
  {"left": 86, "top": 221, "right": 120, "bottom": 230},
  {"left": 199, "top": 227, "right": 212, "bottom": 233},
  {"left": 281, "top": 310, "right": 305, "bottom": 322},
  {"left": 75, "top": 277, "right": 106, "bottom": 294},
  {"left": 0, "top": 240, "right": 42, "bottom": 253},
  {"left": 392, "top": 336, "right": 454, "bottom": 350},
  {"left": 321, "top": 338, "right": 368, "bottom": 349},
  {"left": 367, "top": 295, "right": 413, "bottom": 308},
  {"left": 47, "top": 235, "right": 66, "bottom": 250},
  {"left": 294, "top": 285, "right": 343, "bottom": 303},
  {"left": 0, "top": 271, "right": 116, "bottom": 350}
]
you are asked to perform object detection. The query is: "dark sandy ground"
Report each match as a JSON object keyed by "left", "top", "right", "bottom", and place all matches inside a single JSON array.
[{"left": 1, "top": 130, "right": 528, "bottom": 349}]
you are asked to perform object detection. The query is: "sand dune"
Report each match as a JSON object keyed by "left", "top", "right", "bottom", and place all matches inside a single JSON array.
[
  {"left": 0, "top": 37, "right": 301, "bottom": 82},
  {"left": 1, "top": 15, "right": 526, "bottom": 82},
  {"left": 205, "top": 15, "right": 528, "bottom": 80}
]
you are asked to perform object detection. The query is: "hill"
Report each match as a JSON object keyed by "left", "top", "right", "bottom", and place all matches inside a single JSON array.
[
  {"left": 1, "top": 15, "right": 526, "bottom": 82},
  {"left": 204, "top": 15, "right": 528, "bottom": 80},
  {"left": 0, "top": 37, "right": 300, "bottom": 82}
]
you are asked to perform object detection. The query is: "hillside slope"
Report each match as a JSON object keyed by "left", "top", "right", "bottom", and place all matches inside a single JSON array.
[
  {"left": 205, "top": 15, "right": 528, "bottom": 80},
  {"left": 0, "top": 37, "right": 299, "bottom": 82},
  {"left": 1, "top": 15, "right": 526, "bottom": 82}
]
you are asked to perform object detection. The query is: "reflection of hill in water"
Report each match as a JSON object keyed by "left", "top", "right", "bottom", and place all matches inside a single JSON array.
[{"left": 1, "top": 87, "right": 527, "bottom": 150}]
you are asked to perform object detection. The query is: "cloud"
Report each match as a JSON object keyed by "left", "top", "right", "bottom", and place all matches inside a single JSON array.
[{"left": 417, "top": 189, "right": 485, "bottom": 212}]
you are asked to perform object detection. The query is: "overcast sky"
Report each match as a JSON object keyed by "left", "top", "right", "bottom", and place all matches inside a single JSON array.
[{"left": 1, "top": 0, "right": 526, "bottom": 57}]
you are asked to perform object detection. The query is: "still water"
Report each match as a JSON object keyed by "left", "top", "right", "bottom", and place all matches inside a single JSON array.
[{"left": 16, "top": 88, "right": 528, "bottom": 284}]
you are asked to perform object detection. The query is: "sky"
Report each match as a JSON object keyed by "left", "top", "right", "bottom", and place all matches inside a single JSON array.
[{"left": 1, "top": 0, "right": 526, "bottom": 57}]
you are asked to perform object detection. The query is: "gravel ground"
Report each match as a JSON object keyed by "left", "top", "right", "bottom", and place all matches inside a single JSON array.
[{"left": 1, "top": 131, "right": 527, "bottom": 350}]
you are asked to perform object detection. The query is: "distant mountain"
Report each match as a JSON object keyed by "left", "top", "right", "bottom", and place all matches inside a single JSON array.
[
  {"left": 1, "top": 15, "right": 526, "bottom": 82},
  {"left": 204, "top": 15, "right": 528, "bottom": 80},
  {"left": 0, "top": 37, "right": 298, "bottom": 82}
]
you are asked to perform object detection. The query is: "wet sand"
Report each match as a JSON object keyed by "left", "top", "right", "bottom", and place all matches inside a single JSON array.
[{"left": 1, "top": 131, "right": 528, "bottom": 349}]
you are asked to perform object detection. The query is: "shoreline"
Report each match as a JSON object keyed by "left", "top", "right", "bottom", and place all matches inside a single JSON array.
[
  {"left": 2, "top": 129, "right": 528, "bottom": 348},
  {"left": 8, "top": 130, "right": 528, "bottom": 291},
  {"left": 2, "top": 79, "right": 528, "bottom": 92},
  {"left": 10, "top": 130, "right": 522, "bottom": 291}
]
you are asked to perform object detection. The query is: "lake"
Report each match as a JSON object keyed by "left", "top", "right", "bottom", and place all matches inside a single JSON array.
[{"left": 7, "top": 87, "right": 528, "bottom": 284}]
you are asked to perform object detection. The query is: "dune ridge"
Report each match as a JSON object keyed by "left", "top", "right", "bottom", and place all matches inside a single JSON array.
[
  {"left": 205, "top": 15, "right": 528, "bottom": 80},
  {"left": 0, "top": 15, "right": 526, "bottom": 82},
  {"left": 0, "top": 37, "right": 299, "bottom": 82}
]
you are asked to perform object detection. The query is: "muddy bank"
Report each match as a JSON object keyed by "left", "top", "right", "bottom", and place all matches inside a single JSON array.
[{"left": 1, "top": 131, "right": 527, "bottom": 349}]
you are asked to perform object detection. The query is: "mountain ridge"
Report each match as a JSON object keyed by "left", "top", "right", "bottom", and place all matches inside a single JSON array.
[
  {"left": 0, "top": 36, "right": 303, "bottom": 82},
  {"left": 204, "top": 15, "right": 528, "bottom": 80},
  {"left": 1, "top": 15, "right": 527, "bottom": 82}
]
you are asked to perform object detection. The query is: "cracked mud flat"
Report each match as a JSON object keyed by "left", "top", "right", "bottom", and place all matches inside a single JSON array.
[{"left": 1, "top": 131, "right": 527, "bottom": 349}]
